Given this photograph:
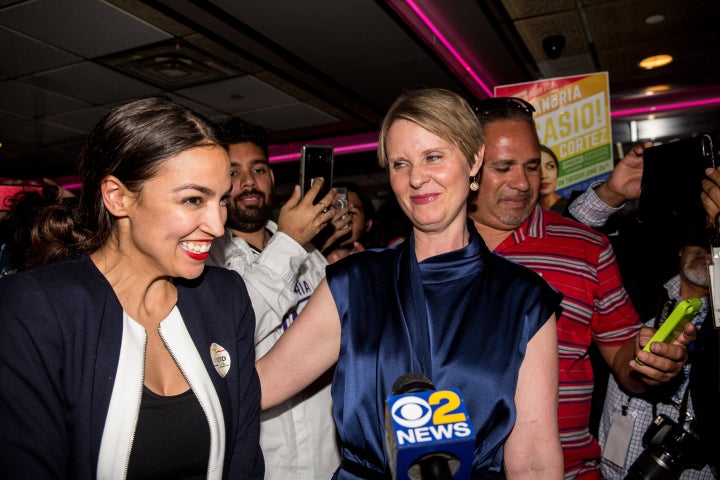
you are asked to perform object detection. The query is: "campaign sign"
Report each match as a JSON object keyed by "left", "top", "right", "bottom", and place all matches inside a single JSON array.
[
  {"left": 384, "top": 388, "right": 474, "bottom": 479},
  {"left": 495, "top": 72, "right": 613, "bottom": 197}
]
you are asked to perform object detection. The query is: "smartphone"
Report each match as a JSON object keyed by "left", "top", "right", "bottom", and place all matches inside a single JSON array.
[
  {"left": 300, "top": 145, "right": 334, "bottom": 204},
  {"left": 333, "top": 187, "right": 348, "bottom": 210},
  {"left": 334, "top": 186, "right": 351, "bottom": 228},
  {"left": 636, "top": 298, "right": 702, "bottom": 365},
  {"left": 0, "top": 185, "right": 43, "bottom": 211},
  {"left": 638, "top": 134, "right": 715, "bottom": 224}
]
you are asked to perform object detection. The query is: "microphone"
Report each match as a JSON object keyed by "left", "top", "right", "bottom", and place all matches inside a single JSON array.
[{"left": 384, "top": 373, "right": 474, "bottom": 480}]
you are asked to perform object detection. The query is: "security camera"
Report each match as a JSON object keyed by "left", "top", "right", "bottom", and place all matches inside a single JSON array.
[{"left": 542, "top": 35, "right": 565, "bottom": 60}]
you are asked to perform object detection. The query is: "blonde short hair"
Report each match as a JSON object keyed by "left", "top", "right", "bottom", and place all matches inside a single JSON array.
[{"left": 377, "top": 88, "right": 484, "bottom": 169}]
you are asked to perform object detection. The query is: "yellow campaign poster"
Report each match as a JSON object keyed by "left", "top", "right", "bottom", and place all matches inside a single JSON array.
[{"left": 494, "top": 72, "right": 613, "bottom": 196}]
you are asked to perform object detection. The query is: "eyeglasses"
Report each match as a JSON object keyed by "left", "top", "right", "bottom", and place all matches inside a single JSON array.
[{"left": 473, "top": 97, "right": 535, "bottom": 117}]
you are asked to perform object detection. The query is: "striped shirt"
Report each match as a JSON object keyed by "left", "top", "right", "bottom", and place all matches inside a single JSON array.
[{"left": 493, "top": 205, "right": 641, "bottom": 479}]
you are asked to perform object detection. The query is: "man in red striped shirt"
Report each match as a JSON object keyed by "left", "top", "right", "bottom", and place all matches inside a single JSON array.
[{"left": 468, "top": 97, "right": 696, "bottom": 479}]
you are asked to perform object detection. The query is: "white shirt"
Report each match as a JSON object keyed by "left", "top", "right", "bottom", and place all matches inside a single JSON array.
[{"left": 208, "top": 221, "right": 340, "bottom": 479}]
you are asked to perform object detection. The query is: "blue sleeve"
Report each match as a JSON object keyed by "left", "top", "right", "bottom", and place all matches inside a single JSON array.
[{"left": 530, "top": 275, "right": 563, "bottom": 340}]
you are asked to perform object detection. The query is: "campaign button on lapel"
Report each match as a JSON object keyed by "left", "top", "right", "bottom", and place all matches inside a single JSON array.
[{"left": 210, "top": 343, "right": 231, "bottom": 378}]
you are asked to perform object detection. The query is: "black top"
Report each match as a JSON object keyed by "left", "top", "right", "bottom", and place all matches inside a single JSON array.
[{"left": 127, "top": 386, "right": 210, "bottom": 480}]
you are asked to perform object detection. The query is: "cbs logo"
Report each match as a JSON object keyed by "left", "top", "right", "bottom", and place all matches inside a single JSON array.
[{"left": 391, "top": 390, "right": 467, "bottom": 428}]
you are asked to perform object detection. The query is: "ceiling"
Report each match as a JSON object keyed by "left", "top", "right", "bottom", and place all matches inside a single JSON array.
[{"left": 1, "top": 0, "right": 719, "bottom": 198}]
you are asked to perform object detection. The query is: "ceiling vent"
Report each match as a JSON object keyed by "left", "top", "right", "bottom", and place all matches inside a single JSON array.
[{"left": 98, "top": 41, "right": 243, "bottom": 89}]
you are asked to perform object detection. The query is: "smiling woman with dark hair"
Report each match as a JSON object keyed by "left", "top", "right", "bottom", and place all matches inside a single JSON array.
[
  {"left": 538, "top": 145, "right": 569, "bottom": 213},
  {"left": 0, "top": 97, "right": 263, "bottom": 479}
]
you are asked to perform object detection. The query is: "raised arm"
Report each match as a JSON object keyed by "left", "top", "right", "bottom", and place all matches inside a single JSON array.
[
  {"left": 255, "top": 278, "right": 342, "bottom": 409},
  {"left": 503, "top": 314, "right": 563, "bottom": 479},
  {"left": 207, "top": 181, "right": 337, "bottom": 345},
  {"left": 568, "top": 142, "right": 650, "bottom": 227},
  {"left": 593, "top": 141, "right": 650, "bottom": 208}
]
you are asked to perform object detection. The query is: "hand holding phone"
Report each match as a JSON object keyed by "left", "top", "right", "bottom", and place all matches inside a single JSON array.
[
  {"left": 638, "top": 134, "right": 715, "bottom": 224},
  {"left": 636, "top": 298, "right": 702, "bottom": 365},
  {"left": 300, "top": 145, "right": 334, "bottom": 204}
]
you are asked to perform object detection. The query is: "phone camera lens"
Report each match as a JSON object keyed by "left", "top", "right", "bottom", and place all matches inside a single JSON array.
[{"left": 333, "top": 198, "right": 348, "bottom": 210}]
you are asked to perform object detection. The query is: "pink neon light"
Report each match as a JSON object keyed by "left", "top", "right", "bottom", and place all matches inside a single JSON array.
[
  {"left": 270, "top": 152, "right": 302, "bottom": 162},
  {"left": 402, "top": 0, "right": 493, "bottom": 98},
  {"left": 269, "top": 141, "right": 379, "bottom": 163},
  {"left": 335, "top": 142, "right": 379, "bottom": 154},
  {"left": 611, "top": 97, "right": 720, "bottom": 117}
]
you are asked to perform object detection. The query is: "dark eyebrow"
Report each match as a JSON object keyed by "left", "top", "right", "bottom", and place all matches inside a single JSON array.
[
  {"left": 488, "top": 157, "right": 540, "bottom": 167},
  {"left": 488, "top": 159, "right": 516, "bottom": 168},
  {"left": 230, "top": 158, "right": 269, "bottom": 167},
  {"left": 251, "top": 160, "right": 270, "bottom": 169},
  {"left": 174, "top": 184, "right": 216, "bottom": 195}
]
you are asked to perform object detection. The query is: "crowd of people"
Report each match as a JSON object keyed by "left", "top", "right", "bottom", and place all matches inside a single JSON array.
[{"left": 0, "top": 89, "right": 717, "bottom": 480}]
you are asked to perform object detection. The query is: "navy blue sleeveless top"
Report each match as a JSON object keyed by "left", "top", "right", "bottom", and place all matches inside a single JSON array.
[{"left": 326, "top": 223, "right": 561, "bottom": 479}]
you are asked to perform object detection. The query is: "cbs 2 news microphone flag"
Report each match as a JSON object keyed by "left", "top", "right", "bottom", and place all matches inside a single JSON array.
[{"left": 385, "top": 388, "right": 474, "bottom": 480}]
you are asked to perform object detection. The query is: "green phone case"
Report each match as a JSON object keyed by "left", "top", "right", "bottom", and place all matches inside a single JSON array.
[{"left": 636, "top": 298, "right": 702, "bottom": 365}]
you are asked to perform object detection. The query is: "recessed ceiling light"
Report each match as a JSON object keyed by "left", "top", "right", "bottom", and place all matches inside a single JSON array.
[
  {"left": 645, "top": 14, "right": 665, "bottom": 25},
  {"left": 639, "top": 55, "right": 673, "bottom": 69},
  {"left": 644, "top": 85, "right": 671, "bottom": 94}
]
